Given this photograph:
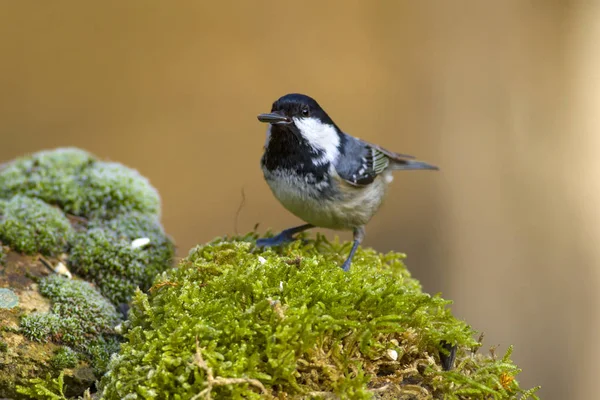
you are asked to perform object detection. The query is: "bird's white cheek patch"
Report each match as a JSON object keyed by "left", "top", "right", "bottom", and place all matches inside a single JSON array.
[
  {"left": 264, "top": 125, "right": 272, "bottom": 148},
  {"left": 293, "top": 117, "right": 340, "bottom": 164}
]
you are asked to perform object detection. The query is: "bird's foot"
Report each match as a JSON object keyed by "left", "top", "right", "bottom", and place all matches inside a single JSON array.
[
  {"left": 256, "top": 232, "right": 297, "bottom": 248},
  {"left": 340, "top": 258, "right": 352, "bottom": 272},
  {"left": 256, "top": 224, "right": 314, "bottom": 248}
]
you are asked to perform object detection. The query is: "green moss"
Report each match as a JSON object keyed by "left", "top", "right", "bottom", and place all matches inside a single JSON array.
[
  {"left": 99, "top": 235, "right": 539, "bottom": 399},
  {"left": 50, "top": 346, "right": 79, "bottom": 369},
  {"left": 0, "top": 195, "right": 74, "bottom": 255},
  {"left": 0, "top": 340, "right": 7, "bottom": 352},
  {"left": 16, "top": 371, "right": 68, "bottom": 400},
  {"left": 69, "top": 212, "right": 174, "bottom": 305},
  {"left": 0, "top": 148, "right": 161, "bottom": 219},
  {"left": 88, "top": 336, "right": 122, "bottom": 376},
  {"left": 19, "top": 313, "right": 62, "bottom": 342},
  {"left": 20, "top": 275, "right": 121, "bottom": 374},
  {"left": 81, "top": 162, "right": 161, "bottom": 219},
  {"left": 0, "top": 147, "right": 93, "bottom": 215},
  {"left": 88, "top": 211, "right": 174, "bottom": 263}
]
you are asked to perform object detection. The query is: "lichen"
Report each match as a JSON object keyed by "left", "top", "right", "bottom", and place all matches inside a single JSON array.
[
  {"left": 0, "top": 288, "right": 19, "bottom": 309},
  {"left": 20, "top": 275, "right": 121, "bottom": 374},
  {"left": 98, "top": 234, "right": 539, "bottom": 400},
  {"left": 0, "top": 195, "right": 74, "bottom": 256}
]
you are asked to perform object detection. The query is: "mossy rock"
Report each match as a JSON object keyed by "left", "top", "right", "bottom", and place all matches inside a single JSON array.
[
  {"left": 0, "top": 147, "right": 174, "bottom": 308},
  {"left": 0, "top": 148, "right": 174, "bottom": 399},
  {"left": 0, "top": 253, "right": 105, "bottom": 398},
  {"left": 98, "top": 235, "right": 539, "bottom": 399}
]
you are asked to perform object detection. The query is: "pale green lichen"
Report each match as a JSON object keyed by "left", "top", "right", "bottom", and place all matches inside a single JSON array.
[
  {"left": 0, "top": 288, "right": 19, "bottom": 309},
  {"left": 98, "top": 235, "right": 539, "bottom": 400},
  {"left": 0, "top": 195, "right": 74, "bottom": 255},
  {"left": 20, "top": 275, "right": 121, "bottom": 374}
]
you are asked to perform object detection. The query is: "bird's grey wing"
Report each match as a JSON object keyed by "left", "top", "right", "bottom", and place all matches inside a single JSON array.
[
  {"left": 356, "top": 138, "right": 416, "bottom": 161},
  {"left": 335, "top": 135, "right": 437, "bottom": 187},
  {"left": 334, "top": 136, "right": 394, "bottom": 186},
  {"left": 357, "top": 137, "right": 438, "bottom": 172}
]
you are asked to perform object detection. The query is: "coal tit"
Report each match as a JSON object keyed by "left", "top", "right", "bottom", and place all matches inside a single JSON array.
[{"left": 256, "top": 93, "right": 438, "bottom": 271}]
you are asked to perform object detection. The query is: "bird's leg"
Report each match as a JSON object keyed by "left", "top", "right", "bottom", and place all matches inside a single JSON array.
[
  {"left": 256, "top": 224, "right": 314, "bottom": 247},
  {"left": 341, "top": 226, "right": 365, "bottom": 272}
]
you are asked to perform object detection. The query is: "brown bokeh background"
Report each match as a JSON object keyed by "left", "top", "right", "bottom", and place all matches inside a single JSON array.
[{"left": 1, "top": 1, "right": 597, "bottom": 398}]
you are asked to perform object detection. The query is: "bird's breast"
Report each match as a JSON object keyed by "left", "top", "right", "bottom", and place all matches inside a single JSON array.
[{"left": 261, "top": 166, "right": 389, "bottom": 230}]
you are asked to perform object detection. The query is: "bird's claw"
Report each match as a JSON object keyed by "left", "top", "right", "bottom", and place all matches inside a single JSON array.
[{"left": 341, "top": 259, "right": 352, "bottom": 272}]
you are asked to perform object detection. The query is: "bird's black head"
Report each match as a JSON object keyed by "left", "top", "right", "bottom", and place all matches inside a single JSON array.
[
  {"left": 258, "top": 94, "right": 344, "bottom": 176},
  {"left": 257, "top": 93, "right": 336, "bottom": 127}
]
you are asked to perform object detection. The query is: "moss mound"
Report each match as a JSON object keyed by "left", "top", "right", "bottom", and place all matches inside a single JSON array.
[
  {"left": 0, "top": 148, "right": 93, "bottom": 216},
  {"left": 0, "top": 147, "right": 174, "bottom": 399},
  {"left": 69, "top": 212, "right": 175, "bottom": 305},
  {"left": 0, "top": 195, "right": 74, "bottom": 255},
  {"left": 99, "top": 235, "right": 539, "bottom": 399},
  {"left": 0, "top": 147, "right": 160, "bottom": 219},
  {"left": 81, "top": 161, "right": 161, "bottom": 219}
]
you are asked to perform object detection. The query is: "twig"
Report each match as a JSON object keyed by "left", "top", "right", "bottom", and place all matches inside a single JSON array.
[
  {"left": 190, "top": 336, "right": 267, "bottom": 400},
  {"left": 148, "top": 281, "right": 179, "bottom": 293},
  {"left": 306, "top": 392, "right": 338, "bottom": 399},
  {"left": 370, "top": 384, "right": 390, "bottom": 393},
  {"left": 66, "top": 213, "right": 89, "bottom": 224},
  {"left": 233, "top": 187, "right": 246, "bottom": 235},
  {"left": 38, "top": 255, "right": 55, "bottom": 273}
]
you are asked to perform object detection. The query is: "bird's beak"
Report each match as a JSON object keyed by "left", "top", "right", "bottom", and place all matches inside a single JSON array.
[{"left": 257, "top": 112, "right": 291, "bottom": 125}]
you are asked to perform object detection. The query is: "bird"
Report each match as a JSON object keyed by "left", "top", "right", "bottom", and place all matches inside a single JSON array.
[{"left": 256, "top": 93, "right": 438, "bottom": 271}]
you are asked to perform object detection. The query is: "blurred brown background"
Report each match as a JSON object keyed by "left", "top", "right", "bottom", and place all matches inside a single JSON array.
[{"left": 1, "top": 1, "right": 597, "bottom": 398}]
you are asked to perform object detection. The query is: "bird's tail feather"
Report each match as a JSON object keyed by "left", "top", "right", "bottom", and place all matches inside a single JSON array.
[{"left": 390, "top": 159, "right": 439, "bottom": 171}]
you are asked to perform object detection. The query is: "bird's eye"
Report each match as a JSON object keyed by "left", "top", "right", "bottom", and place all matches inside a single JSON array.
[{"left": 301, "top": 107, "right": 310, "bottom": 117}]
